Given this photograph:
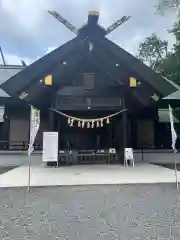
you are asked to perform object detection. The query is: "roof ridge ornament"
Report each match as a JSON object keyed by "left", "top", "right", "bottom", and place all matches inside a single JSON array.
[
  {"left": 48, "top": 10, "right": 131, "bottom": 37},
  {"left": 88, "top": 10, "right": 99, "bottom": 15}
]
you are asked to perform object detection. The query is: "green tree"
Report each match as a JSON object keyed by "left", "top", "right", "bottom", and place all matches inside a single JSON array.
[
  {"left": 157, "top": 52, "right": 180, "bottom": 83},
  {"left": 137, "top": 20, "right": 180, "bottom": 85},
  {"left": 156, "top": 0, "right": 180, "bottom": 14},
  {"left": 157, "top": 20, "right": 180, "bottom": 84},
  {"left": 169, "top": 20, "right": 180, "bottom": 46},
  {"left": 153, "top": 1, "right": 180, "bottom": 85},
  {"left": 137, "top": 33, "right": 168, "bottom": 69}
]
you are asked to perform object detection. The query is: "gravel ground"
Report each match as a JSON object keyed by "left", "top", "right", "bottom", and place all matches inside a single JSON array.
[{"left": 0, "top": 184, "right": 180, "bottom": 240}]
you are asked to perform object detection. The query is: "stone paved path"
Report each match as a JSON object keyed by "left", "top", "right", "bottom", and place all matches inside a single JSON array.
[
  {"left": 0, "top": 184, "right": 180, "bottom": 239},
  {"left": 0, "top": 163, "right": 179, "bottom": 187}
]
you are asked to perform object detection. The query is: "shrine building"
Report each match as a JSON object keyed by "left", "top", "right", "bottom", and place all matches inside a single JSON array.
[{"left": 0, "top": 11, "right": 178, "bottom": 164}]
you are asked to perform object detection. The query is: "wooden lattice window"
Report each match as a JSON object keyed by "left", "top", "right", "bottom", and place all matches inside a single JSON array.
[{"left": 83, "top": 73, "right": 95, "bottom": 89}]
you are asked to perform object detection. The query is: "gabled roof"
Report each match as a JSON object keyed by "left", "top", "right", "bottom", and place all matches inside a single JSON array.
[
  {"left": 0, "top": 38, "right": 79, "bottom": 97},
  {"left": 164, "top": 90, "right": 180, "bottom": 100},
  {"left": 161, "top": 77, "right": 180, "bottom": 100},
  {"left": 0, "top": 14, "right": 177, "bottom": 110},
  {"left": 158, "top": 109, "right": 179, "bottom": 123},
  {"left": 162, "top": 76, "right": 180, "bottom": 90},
  {"left": 0, "top": 38, "right": 176, "bottom": 97},
  {"left": 0, "top": 64, "right": 24, "bottom": 97}
]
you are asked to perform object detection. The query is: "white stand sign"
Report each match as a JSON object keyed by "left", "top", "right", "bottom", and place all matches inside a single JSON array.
[
  {"left": 124, "top": 148, "right": 134, "bottom": 167},
  {"left": 42, "top": 132, "right": 59, "bottom": 164}
]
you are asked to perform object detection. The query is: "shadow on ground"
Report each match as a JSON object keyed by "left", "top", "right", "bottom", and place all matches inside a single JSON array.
[
  {"left": 0, "top": 166, "right": 17, "bottom": 174},
  {"left": 154, "top": 163, "right": 180, "bottom": 171}
]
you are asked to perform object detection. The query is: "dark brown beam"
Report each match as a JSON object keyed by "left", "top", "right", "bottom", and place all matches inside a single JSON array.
[
  {"left": 56, "top": 86, "right": 124, "bottom": 97},
  {"left": 54, "top": 105, "right": 123, "bottom": 111}
]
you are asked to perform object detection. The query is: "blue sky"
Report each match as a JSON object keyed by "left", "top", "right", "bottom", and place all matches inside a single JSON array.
[{"left": 0, "top": 0, "right": 177, "bottom": 65}]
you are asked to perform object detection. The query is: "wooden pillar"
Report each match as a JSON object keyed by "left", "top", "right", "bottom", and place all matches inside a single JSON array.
[
  {"left": 57, "top": 115, "right": 61, "bottom": 149},
  {"left": 114, "top": 97, "right": 128, "bottom": 164},
  {"left": 107, "top": 121, "right": 112, "bottom": 148},
  {"left": 122, "top": 96, "right": 128, "bottom": 164},
  {"left": 49, "top": 111, "right": 54, "bottom": 131},
  {"left": 0, "top": 104, "right": 10, "bottom": 149},
  {"left": 115, "top": 117, "right": 122, "bottom": 164},
  {"left": 153, "top": 108, "right": 159, "bottom": 148},
  {"left": 131, "top": 115, "right": 137, "bottom": 149},
  {"left": 49, "top": 94, "right": 55, "bottom": 131}
]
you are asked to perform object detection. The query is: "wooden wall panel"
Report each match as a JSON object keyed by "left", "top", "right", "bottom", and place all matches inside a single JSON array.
[
  {"left": 9, "top": 118, "right": 29, "bottom": 144},
  {"left": 137, "top": 120, "right": 154, "bottom": 148}
]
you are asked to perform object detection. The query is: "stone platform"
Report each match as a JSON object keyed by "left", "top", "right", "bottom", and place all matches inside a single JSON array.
[{"left": 0, "top": 163, "right": 179, "bottom": 187}]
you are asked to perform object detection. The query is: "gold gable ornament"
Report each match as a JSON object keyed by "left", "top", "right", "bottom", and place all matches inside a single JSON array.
[
  {"left": 45, "top": 74, "right": 53, "bottom": 86},
  {"left": 130, "top": 77, "right": 137, "bottom": 88}
]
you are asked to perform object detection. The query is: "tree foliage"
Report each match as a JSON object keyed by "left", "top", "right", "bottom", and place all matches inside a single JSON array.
[
  {"left": 137, "top": 33, "right": 168, "bottom": 69},
  {"left": 158, "top": 52, "right": 180, "bottom": 83},
  {"left": 156, "top": 0, "right": 180, "bottom": 14},
  {"left": 158, "top": 20, "right": 180, "bottom": 84},
  {"left": 169, "top": 20, "right": 180, "bottom": 46},
  {"left": 137, "top": 20, "right": 180, "bottom": 85}
]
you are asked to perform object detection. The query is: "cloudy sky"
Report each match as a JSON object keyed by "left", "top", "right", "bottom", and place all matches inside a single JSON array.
[{"left": 0, "top": 0, "right": 177, "bottom": 65}]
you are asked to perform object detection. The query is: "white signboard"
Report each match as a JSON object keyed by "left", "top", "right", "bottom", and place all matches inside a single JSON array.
[{"left": 42, "top": 132, "right": 58, "bottom": 162}]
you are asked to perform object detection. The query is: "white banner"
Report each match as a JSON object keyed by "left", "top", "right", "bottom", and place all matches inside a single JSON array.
[
  {"left": 0, "top": 106, "right": 5, "bottom": 122},
  {"left": 28, "top": 105, "right": 40, "bottom": 155},
  {"left": 169, "top": 105, "right": 177, "bottom": 152},
  {"left": 42, "top": 132, "right": 59, "bottom": 162}
]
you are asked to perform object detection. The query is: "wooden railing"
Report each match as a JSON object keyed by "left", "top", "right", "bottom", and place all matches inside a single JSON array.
[
  {"left": 0, "top": 141, "right": 42, "bottom": 151},
  {"left": 0, "top": 141, "right": 177, "bottom": 153}
]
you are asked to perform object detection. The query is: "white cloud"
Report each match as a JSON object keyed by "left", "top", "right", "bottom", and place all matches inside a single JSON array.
[
  {"left": 0, "top": 52, "right": 33, "bottom": 65},
  {"left": 1, "top": 0, "right": 54, "bottom": 35},
  {"left": 0, "top": 0, "right": 177, "bottom": 60},
  {"left": 0, "top": 45, "right": 58, "bottom": 65}
]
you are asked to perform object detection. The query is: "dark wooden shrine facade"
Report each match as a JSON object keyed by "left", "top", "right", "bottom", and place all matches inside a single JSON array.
[{"left": 0, "top": 12, "right": 177, "bottom": 162}]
